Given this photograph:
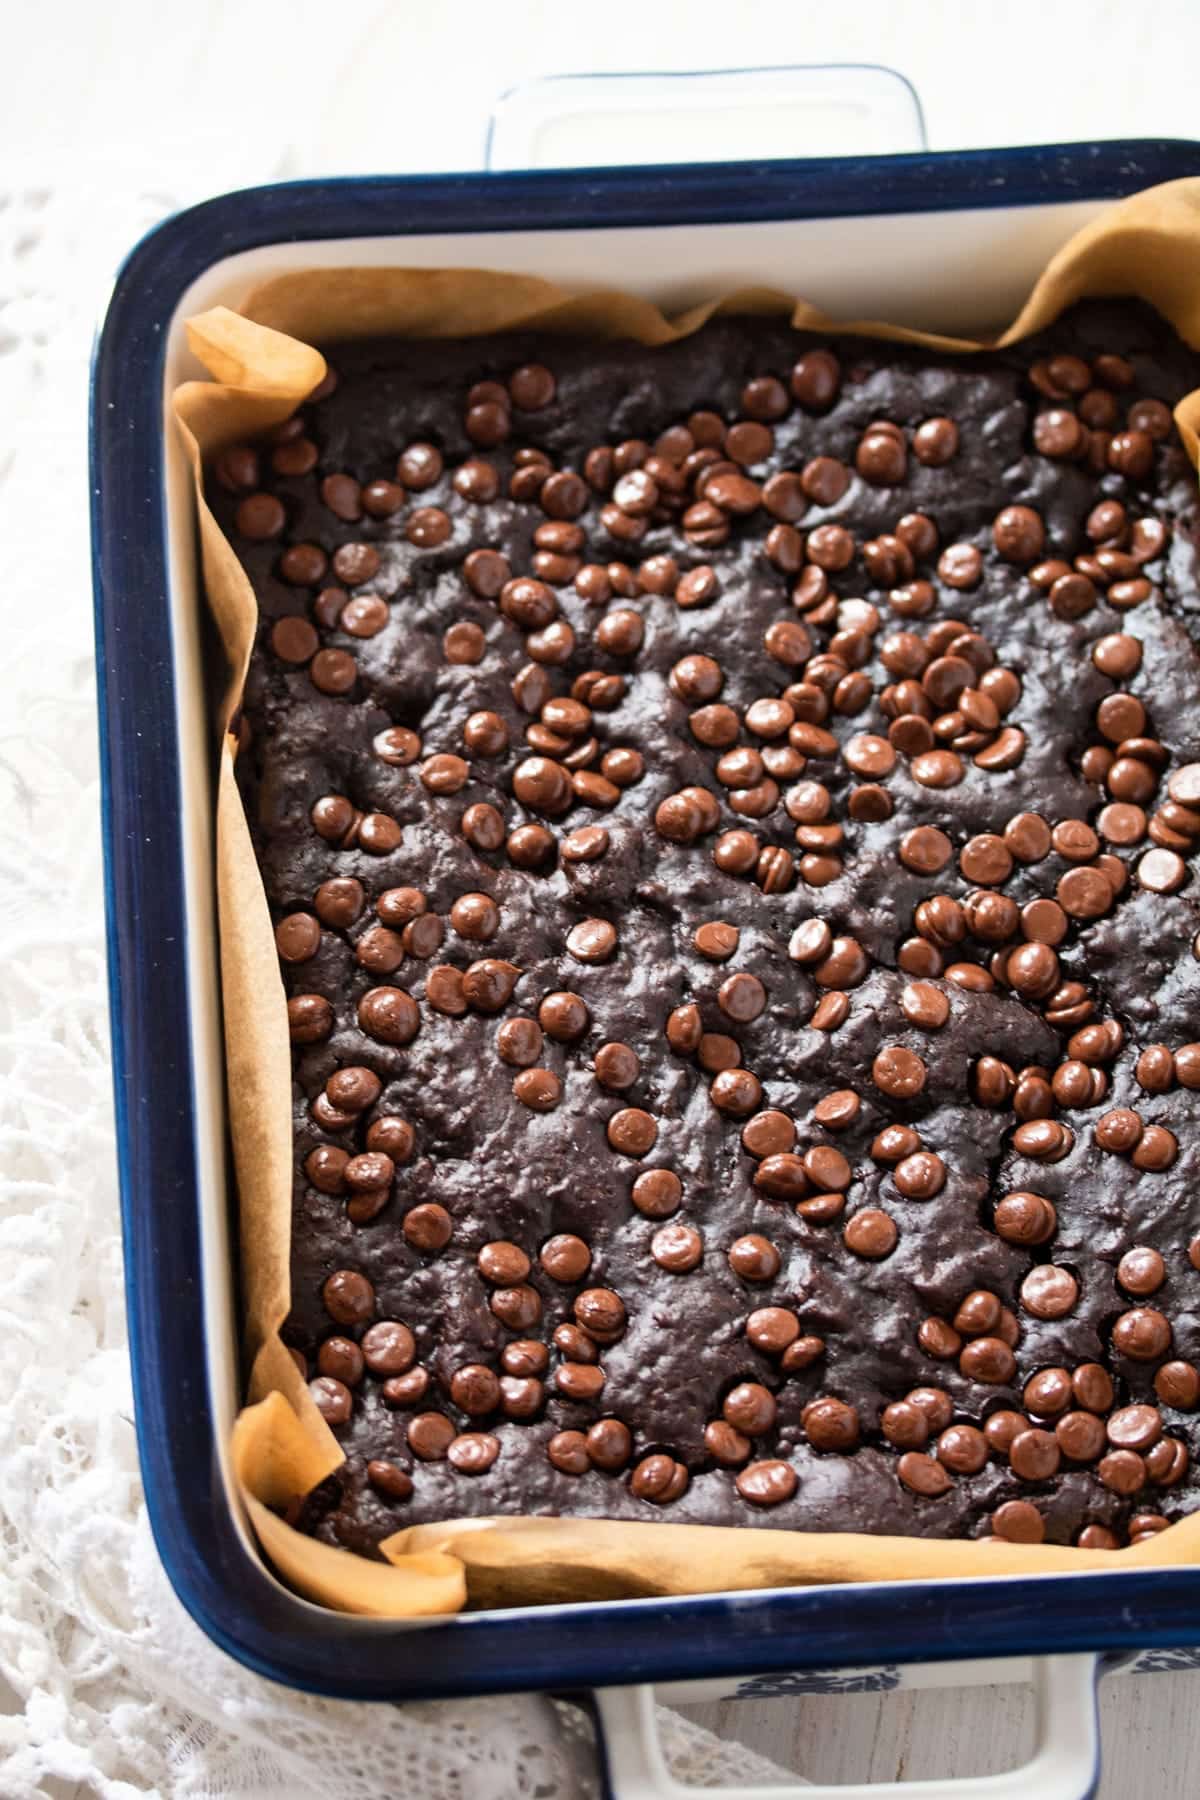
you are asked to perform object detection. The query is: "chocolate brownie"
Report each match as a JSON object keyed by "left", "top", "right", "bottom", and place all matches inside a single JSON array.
[{"left": 209, "top": 300, "right": 1200, "bottom": 1557}]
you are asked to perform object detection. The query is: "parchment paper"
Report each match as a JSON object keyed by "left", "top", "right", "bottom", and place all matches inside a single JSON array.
[{"left": 176, "top": 177, "right": 1200, "bottom": 1618}]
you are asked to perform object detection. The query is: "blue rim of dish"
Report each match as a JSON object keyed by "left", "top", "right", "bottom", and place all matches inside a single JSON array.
[{"left": 92, "top": 141, "right": 1200, "bottom": 1701}]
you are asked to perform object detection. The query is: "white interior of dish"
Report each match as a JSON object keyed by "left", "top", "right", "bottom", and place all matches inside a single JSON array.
[{"left": 161, "top": 195, "right": 1157, "bottom": 1632}]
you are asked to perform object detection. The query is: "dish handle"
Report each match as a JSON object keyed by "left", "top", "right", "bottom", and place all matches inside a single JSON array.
[
  {"left": 592, "top": 1652, "right": 1101, "bottom": 1799},
  {"left": 486, "top": 65, "right": 926, "bottom": 173}
]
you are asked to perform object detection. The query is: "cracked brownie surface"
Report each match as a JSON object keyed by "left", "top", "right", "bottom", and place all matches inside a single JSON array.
[{"left": 209, "top": 300, "right": 1200, "bottom": 1554}]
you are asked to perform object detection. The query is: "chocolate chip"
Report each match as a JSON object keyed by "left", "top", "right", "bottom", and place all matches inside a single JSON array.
[
  {"left": 1112, "top": 1307, "right": 1172, "bottom": 1360},
  {"left": 803, "top": 1397, "right": 859, "bottom": 1452},
  {"left": 710, "top": 1069, "right": 764, "bottom": 1118},
  {"left": 566, "top": 919, "right": 617, "bottom": 963},
  {"left": 897, "top": 1452, "right": 951, "bottom": 1497},
  {"left": 872, "top": 1045, "right": 927, "bottom": 1099},
  {"left": 607, "top": 1108, "right": 657, "bottom": 1156},
  {"left": 1009, "top": 1427, "right": 1060, "bottom": 1482},
  {"left": 935, "top": 1424, "right": 988, "bottom": 1475},
  {"left": 1155, "top": 1361, "right": 1200, "bottom": 1409},
  {"left": 1020, "top": 1265, "right": 1078, "bottom": 1319},
  {"left": 843, "top": 1209, "right": 898, "bottom": 1259}
]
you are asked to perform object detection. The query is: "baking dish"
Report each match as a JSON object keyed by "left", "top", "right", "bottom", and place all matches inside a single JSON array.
[{"left": 91, "top": 93, "right": 1200, "bottom": 1795}]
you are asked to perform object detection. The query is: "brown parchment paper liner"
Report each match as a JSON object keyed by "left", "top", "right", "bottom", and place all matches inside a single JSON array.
[{"left": 175, "top": 179, "right": 1200, "bottom": 1619}]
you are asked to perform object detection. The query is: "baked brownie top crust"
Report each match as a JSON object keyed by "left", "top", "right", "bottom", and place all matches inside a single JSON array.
[{"left": 210, "top": 301, "right": 1200, "bottom": 1557}]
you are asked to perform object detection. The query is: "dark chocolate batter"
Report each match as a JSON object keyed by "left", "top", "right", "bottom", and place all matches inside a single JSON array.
[{"left": 209, "top": 302, "right": 1200, "bottom": 1556}]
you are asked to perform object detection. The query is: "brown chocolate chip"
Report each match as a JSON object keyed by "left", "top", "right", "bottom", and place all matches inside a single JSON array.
[
  {"left": 1131, "top": 1125, "right": 1179, "bottom": 1171},
  {"left": 353, "top": 1321, "right": 415, "bottom": 1381},
  {"left": 652, "top": 1222, "right": 704, "bottom": 1273},
  {"left": 723, "top": 1381, "right": 778, "bottom": 1436},
  {"left": 381, "top": 1365, "right": 431, "bottom": 1407},
  {"left": 753, "top": 1153, "right": 808, "bottom": 1202},
  {"left": 843, "top": 1209, "right": 898, "bottom": 1259},
  {"left": 1116, "top": 1247, "right": 1166, "bottom": 1303},
  {"left": 718, "top": 973, "right": 766, "bottom": 1025},
  {"left": 357, "top": 987, "right": 420, "bottom": 1046},
  {"left": 813, "top": 935, "right": 869, "bottom": 988},
  {"left": 236, "top": 492, "right": 289, "bottom": 542},
  {"left": 317, "top": 1337, "right": 364, "bottom": 1387},
  {"left": 513, "top": 1068, "right": 562, "bottom": 1112},
  {"left": 629, "top": 1453, "right": 688, "bottom": 1504},
  {"left": 632, "top": 1169, "right": 683, "bottom": 1217},
  {"left": 959, "top": 1336, "right": 1016, "bottom": 1385},
  {"left": 1145, "top": 1439, "right": 1189, "bottom": 1487},
  {"left": 880, "top": 1401, "right": 929, "bottom": 1450},
  {"left": 363, "top": 478, "right": 406, "bottom": 517},
  {"left": 341, "top": 594, "right": 389, "bottom": 638},
  {"left": 1008, "top": 1427, "right": 1060, "bottom": 1482},
  {"left": 501, "top": 1343, "right": 548, "bottom": 1380},
  {"left": 286, "top": 993, "right": 332, "bottom": 1051},
  {"left": 936, "top": 542, "right": 982, "bottom": 590},
  {"left": 893, "top": 1151, "right": 946, "bottom": 1199},
  {"left": 364, "top": 1459, "right": 413, "bottom": 1502},
  {"left": 933, "top": 1424, "right": 987, "bottom": 1476},
  {"left": 215, "top": 446, "right": 261, "bottom": 494},
  {"left": 546, "top": 1431, "right": 590, "bottom": 1476},
  {"left": 992, "top": 1499, "right": 1046, "bottom": 1543},
  {"left": 1112, "top": 1307, "right": 1172, "bottom": 1361},
  {"left": 1134, "top": 1044, "right": 1174, "bottom": 1092},
  {"left": 1098, "top": 1449, "right": 1147, "bottom": 1495},
  {"left": 1137, "top": 847, "right": 1187, "bottom": 894},
  {"left": 501, "top": 363, "right": 554, "bottom": 412},
  {"left": 872, "top": 1045, "right": 927, "bottom": 1099},
  {"left": 909, "top": 747, "right": 964, "bottom": 788},
  {"left": 499, "top": 1375, "right": 544, "bottom": 1421},
  {"left": 450, "top": 1365, "right": 501, "bottom": 1416},
  {"left": 321, "top": 1269, "right": 375, "bottom": 1329},
  {"left": 1034, "top": 409, "right": 1086, "bottom": 460},
  {"left": 710, "top": 1069, "right": 764, "bottom": 1117},
  {"left": 309, "top": 647, "right": 358, "bottom": 695},
  {"left": 745, "top": 1306, "right": 801, "bottom": 1355},
  {"left": 1020, "top": 1265, "right": 1078, "bottom": 1319},
  {"left": 705, "top": 1421, "right": 751, "bottom": 1465},
  {"left": 446, "top": 1432, "right": 500, "bottom": 1475},
  {"left": 1156, "top": 1361, "right": 1200, "bottom": 1409},
  {"left": 895, "top": 1452, "right": 950, "bottom": 1497},
  {"left": 694, "top": 920, "right": 739, "bottom": 962},
  {"left": 566, "top": 919, "right": 617, "bottom": 963},
  {"left": 728, "top": 1233, "right": 781, "bottom": 1280},
  {"left": 909, "top": 415, "right": 957, "bottom": 465},
  {"left": 802, "top": 1397, "right": 859, "bottom": 1452},
  {"left": 790, "top": 349, "right": 840, "bottom": 410},
  {"left": 1054, "top": 1411, "right": 1106, "bottom": 1463},
  {"left": 918, "top": 1317, "right": 961, "bottom": 1360},
  {"left": 1107, "top": 1404, "right": 1163, "bottom": 1452},
  {"left": 490, "top": 1282, "right": 543, "bottom": 1331},
  {"left": 735, "top": 1460, "right": 798, "bottom": 1506},
  {"left": 855, "top": 425, "right": 906, "bottom": 486},
  {"left": 904, "top": 1388, "right": 952, "bottom": 1434},
  {"left": 607, "top": 1108, "right": 657, "bottom": 1156},
  {"left": 991, "top": 1192, "right": 1056, "bottom": 1254}
]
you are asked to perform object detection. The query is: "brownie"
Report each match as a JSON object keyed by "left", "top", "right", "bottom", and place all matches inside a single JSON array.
[{"left": 209, "top": 300, "right": 1200, "bottom": 1558}]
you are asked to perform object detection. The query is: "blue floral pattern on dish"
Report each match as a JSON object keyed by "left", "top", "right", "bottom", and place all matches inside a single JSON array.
[
  {"left": 1130, "top": 1646, "right": 1200, "bottom": 1672},
  {"left": 734, "top": 1665, "right": 902, "bottom": 1697}
]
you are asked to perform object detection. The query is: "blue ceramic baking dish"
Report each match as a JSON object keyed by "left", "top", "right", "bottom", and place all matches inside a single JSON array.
[{"left": 92, "top": 135, "right": 1200, "bottom": 1798}]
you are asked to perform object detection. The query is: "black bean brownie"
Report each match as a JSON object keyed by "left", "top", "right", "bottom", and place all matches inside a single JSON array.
[{"left": 209, "top": 299, "right": 1200, "bottom": 1557}]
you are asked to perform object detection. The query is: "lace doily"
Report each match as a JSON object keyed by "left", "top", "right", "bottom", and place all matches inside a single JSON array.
[{"left": 0, "top": 178, "right": 791, "bottom": 1798}]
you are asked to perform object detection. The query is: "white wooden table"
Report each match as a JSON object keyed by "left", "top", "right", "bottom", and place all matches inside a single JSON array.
[
  {"left": 680, "top": 1667, "right": 1195, "bottom": 1792},
  {"left": 8, "top": 0, "right": 1200, "bottom": 1791}
]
